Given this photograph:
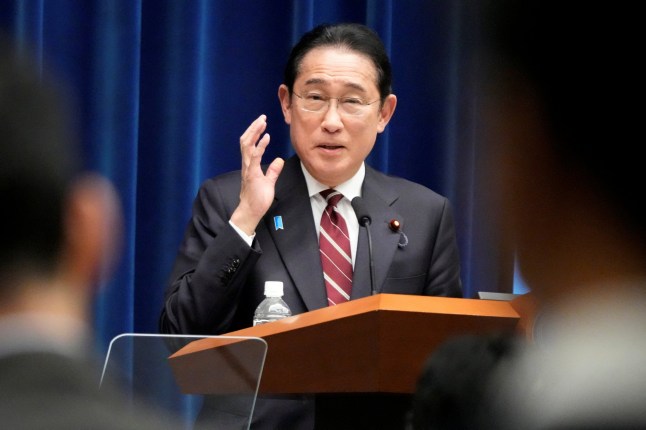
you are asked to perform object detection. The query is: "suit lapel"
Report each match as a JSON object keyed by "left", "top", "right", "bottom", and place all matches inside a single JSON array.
[
  {"left": 351, "top": 166, "right": 402, "bottom": 299},
  {"left": 264, "top": 158, "right": 403, "bottom": 307},
  {"left": 264, "top": 156, "right": 328, "bottom": 311}
]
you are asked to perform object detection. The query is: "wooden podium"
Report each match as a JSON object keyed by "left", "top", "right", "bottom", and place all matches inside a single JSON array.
[{"left": 169, "top": 294, "right": 521, "bottom": 395}]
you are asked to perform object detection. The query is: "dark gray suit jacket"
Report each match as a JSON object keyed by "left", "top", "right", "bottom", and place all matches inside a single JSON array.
[
  {"left": 160, "top": 154, "right": 462, "bottom": 428},
  {"left": 0, "top": 351, "right": 181, "bottom": 430}
]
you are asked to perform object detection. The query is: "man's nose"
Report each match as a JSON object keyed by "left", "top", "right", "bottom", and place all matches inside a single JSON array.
[{"left": 321, "top": 99, "right": 344, "bottom": 131}]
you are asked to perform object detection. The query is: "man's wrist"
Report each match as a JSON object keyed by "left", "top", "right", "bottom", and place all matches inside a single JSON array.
[{"left": 229, "top": 220, "right": 255, "bottom": 246}]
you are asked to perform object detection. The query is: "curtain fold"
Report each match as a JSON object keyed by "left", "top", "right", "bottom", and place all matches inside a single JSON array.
[{"left": 0, "top": 0, "right": 510, "bottom": 353}]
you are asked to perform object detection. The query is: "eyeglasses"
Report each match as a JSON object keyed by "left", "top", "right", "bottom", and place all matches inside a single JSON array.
[{"left": 292, "top": 92, "right": 381, "bottom": 116}]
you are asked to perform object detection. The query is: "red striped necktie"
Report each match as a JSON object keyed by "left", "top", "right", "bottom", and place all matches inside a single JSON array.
[{"left": 319, "top": 189, "right": 353, "bottom": 305}]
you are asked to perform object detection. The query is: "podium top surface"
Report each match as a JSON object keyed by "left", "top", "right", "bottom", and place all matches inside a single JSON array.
[
  {"left": 168, "top": 294, "right": 522, "bottom": 394},
  {"left": 172, "top": 294, "right": 519, "bottom": 358}
]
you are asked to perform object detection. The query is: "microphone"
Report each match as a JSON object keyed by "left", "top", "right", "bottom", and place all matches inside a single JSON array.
[{"left": 351, "top": 196, "right": 376, "bottom": 296}]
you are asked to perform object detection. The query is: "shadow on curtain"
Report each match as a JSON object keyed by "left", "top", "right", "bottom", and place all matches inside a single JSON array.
[{"left": 0, "top": 0, "right": 511, "bottom": 354}]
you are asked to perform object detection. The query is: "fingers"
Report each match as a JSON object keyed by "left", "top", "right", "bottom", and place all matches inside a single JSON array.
[
  {"left": 240, "top": 114, "right": 269, "bottom": 170},
  {"left": 266, "top": 157, "right": 285, "bottom": 183},
  {"left": 252, "top": 132, "right": 271, "bottom": 160},
  {"left": 240, "top": 114, "right": 267, "bottom": 152}
]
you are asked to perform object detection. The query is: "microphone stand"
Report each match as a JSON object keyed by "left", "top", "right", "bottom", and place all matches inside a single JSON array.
[
  {"left": 351, "top": 197, "right": 377, "bottom": 296},
  {"left": 364, "top": 219, "right": 376, "bottom": 295}
]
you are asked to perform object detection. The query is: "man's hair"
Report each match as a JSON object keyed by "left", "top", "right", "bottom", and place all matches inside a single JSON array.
[
  {"left": 410, "top": 333, "right": 522, "bottom": 430},
  {"left": 283, "top": 22, "right": 393, "bottom": 100},
  {"left": 0, "top": 38, "right": 79, "bottom": 278}
]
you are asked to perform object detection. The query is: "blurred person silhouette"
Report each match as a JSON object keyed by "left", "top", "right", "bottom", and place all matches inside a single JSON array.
[
  {"left": 476, "top": 0, "right": 646, "bottom": 428},
  {"left": 407, "top": 333, "right": 521, "bottom": 430},
  {"left": 0, "top": 38, "right": 180, "bottom": 429}
]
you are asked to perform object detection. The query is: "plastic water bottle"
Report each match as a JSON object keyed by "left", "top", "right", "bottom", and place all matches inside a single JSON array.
[{"left": 253, "top": 281, "right": 292, "bottom": 326}]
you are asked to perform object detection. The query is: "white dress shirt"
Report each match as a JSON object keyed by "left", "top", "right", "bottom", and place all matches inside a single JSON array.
[{"left": 301, "top": 162, "right": 363, "bottom": 268}]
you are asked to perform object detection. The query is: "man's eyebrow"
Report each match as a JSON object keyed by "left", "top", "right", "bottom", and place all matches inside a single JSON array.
[
  {"left": 302, "top": 78, "right": 368, "bottom": 93},
  {"left": 303, "top": 78, "right": 327, "bottom": 86}
]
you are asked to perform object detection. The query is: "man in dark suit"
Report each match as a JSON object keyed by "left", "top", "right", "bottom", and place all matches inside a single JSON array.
[
  {"left": 0, "top": 40, "right": 180, "bottom": 429},
  {"left": 160, "top": 23, "right": 462, "bottom": 429}
]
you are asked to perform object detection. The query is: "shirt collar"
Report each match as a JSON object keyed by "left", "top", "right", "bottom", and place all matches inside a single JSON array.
[{"left": 301, "top": 162, "right": 365, "bottom": 201}]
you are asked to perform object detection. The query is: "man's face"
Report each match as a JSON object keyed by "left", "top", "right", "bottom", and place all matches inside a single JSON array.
[{"left": 279, "top": 47, "right": 396, "bottom": 187}]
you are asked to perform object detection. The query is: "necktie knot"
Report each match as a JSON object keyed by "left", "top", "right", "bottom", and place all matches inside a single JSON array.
[{"left": 321, "top": 189, "right": 343, "bottom": 207}]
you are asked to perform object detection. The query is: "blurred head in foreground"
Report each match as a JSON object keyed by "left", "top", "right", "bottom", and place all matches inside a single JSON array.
[
  {"left": 0, "top": 39, "right": 121, "bottom": 324},
  {"left": 479, "top": 1, "right": 646, "bottom": 428},
  {"left": 480, "top": 0, "right": 645, "bottom": 307}
]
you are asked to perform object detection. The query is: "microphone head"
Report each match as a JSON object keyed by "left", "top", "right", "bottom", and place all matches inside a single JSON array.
[{"left": 351, "top": 196, "right": 371, "bottom": 226}]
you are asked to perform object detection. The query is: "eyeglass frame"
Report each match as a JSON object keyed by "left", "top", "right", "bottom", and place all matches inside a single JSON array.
[{"left": 291, "top": 91, "right": 382, "bottom": 116}]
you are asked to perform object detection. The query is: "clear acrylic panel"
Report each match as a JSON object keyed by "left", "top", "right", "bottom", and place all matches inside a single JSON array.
[{"left": 100, "top": 334, "right": 267, "bottom": 430}]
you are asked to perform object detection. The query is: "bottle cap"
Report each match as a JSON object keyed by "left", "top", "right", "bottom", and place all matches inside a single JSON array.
[{"left": 264, "top": 281, "right": 284, "bottom": 297}]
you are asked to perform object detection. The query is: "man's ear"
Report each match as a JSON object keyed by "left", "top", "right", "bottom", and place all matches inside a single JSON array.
[
  {"left": 278, "top": 84, "right": 292, "bottom": 125},
  {"left": 377, "top": 94, "right": 397, "bottom": 133},
  {"left": 59, "top": 174, "right": 123, "bottom": 292}
]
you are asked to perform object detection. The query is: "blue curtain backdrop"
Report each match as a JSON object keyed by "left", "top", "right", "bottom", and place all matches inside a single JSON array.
[{"left": 0, "top": 0, "right": 510, "bottom": 354}]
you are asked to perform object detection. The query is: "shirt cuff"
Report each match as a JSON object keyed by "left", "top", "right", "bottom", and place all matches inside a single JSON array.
[{"left": 229, "top": 220, "right": 255, "bottom": 246}]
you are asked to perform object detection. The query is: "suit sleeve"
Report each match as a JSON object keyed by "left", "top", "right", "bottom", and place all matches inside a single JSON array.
[
  {"left": 159, "top": 178, "right": 260, "bottom": 335},
  {"left": 425, "top": 198, "right": 463, "bottom": 298}
]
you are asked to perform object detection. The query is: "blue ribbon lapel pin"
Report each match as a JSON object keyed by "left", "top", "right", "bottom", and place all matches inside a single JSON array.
[{"left": 274, "top": 216, "right": 284, "bottom": 231}]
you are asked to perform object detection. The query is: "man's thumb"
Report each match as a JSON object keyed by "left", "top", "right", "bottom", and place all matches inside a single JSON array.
[{"left": 266, "top": 157, "right": 285, "bottom": 183}]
